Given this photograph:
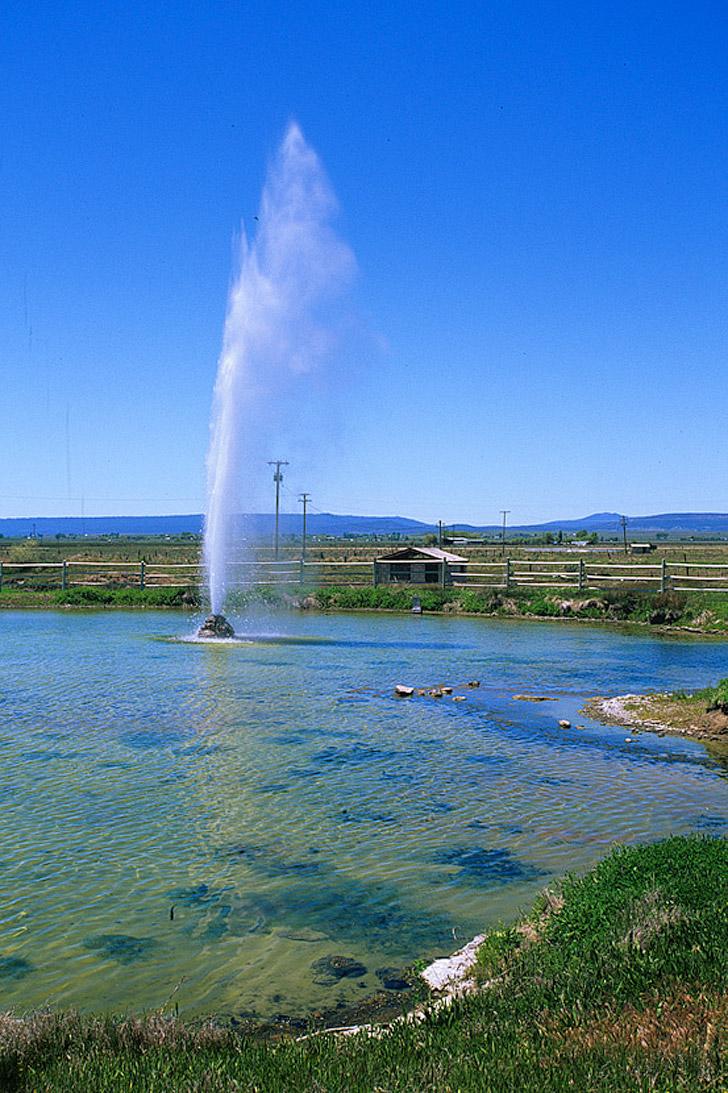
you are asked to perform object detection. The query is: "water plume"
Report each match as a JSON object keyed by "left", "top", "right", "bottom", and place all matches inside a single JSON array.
[{"left": 203, "top": 122, "right": 356, "bottom": 616}]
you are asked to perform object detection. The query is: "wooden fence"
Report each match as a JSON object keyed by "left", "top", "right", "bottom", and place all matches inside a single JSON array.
[
  {"left": 455, "top": 558, "right": 728, "bottom": 594},
  {"left": 3, "top": 556, "right": 728, "bottom": 594},
  {"left": 0, "top": 558, "right": 375, "bottom": 591}
]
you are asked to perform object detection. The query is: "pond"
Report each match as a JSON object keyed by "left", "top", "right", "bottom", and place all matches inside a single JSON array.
[{"left": 1, "top": 608, "right": 727, "bottom": 1021}]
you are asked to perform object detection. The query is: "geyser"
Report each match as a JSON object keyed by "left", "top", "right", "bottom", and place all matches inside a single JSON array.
[
  {"left": 197, "top": 613, "right": 235, "bottom": 639},
  {"left": 200, "top": 122, "right": 355, "bottom": 632}
]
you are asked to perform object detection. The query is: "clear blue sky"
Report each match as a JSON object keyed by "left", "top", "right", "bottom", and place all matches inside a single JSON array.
[{"left": 2, "top": 0, "right": 727, "bottom": 526}]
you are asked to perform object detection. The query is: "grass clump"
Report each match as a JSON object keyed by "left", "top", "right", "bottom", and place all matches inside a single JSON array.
[
  {"left": 694, "top": 677, "right": 728, "bottom": 714},
  {"left": 52, "top": 586, "right": 201, "bottom": 609},
  {"left": 654, "top": 676, "right": 728, "bottom": 728},
  {"left": 312, "top": 586, "right": 459, "bottom": 612},
  {"left": 5, "top": 836, "right": 728, "bottom": 1090}
]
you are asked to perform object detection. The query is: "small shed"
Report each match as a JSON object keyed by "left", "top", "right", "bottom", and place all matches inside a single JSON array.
[
  {"left": 631, "top": 542, "right": 655, "bottom": 554},
  {"left": 374, "top": 546, "right": 468, "bottom": 586}
]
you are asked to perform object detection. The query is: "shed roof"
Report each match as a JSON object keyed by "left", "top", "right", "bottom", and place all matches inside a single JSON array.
[{"left": 376, "top": 546, "right": 468, "bottom": 563}]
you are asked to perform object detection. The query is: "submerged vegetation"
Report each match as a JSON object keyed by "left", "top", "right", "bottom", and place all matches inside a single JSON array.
[{"left": 3, "top": 835, "right": 728, "bottom": 1090}]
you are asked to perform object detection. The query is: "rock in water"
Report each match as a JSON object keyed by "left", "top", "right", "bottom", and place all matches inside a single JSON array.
[{"left": 197, "top": 614, "right": 235, "bottom": 639}]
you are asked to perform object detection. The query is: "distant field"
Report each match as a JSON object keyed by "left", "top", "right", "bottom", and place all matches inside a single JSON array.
[
  {"left": 5, "top": 534, "right": 728, "bottom": 564},
  {"left": 2, "top": 534, "right": 728, "bottom": 569}
]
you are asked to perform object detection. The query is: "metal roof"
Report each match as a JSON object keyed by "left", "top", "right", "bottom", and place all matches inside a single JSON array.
[{"left": 375, "top": 546, "right": 468, "bottom": 563}]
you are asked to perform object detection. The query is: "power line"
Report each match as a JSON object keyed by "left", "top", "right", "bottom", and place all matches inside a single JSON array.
[
  {"left": 500, "top": 510, "right": 510, "bottom": 555},
  {"left": 267, "top": 460, "right": 289, "bottom": 559},
  {"left": 298, "top": 493, "right": 311, "bottom": 561}
]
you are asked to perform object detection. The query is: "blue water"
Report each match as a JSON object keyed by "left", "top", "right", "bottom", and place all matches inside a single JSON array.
[{"left": 1, "top": 609, "right": 727, "bottom": 1019}]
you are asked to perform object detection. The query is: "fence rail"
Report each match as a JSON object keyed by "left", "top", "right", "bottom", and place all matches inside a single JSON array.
[
  {"left": 456, "top": 558, "right": 728, "bottom": 594},
  {"left": 3, "top": 557, "right": 728, "bottom": 595},
  {"left": 0, "top": 558, "right": 375, "bottom": 592}
]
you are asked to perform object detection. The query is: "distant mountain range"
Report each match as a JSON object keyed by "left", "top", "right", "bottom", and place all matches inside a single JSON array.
[{"left": 3, "top": 511, "right": 728, "bottom": 538}]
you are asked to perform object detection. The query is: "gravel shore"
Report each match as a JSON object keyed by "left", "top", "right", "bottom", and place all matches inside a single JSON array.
[{"left": 584, "top": 692, "right": 728, "bottom": 740}]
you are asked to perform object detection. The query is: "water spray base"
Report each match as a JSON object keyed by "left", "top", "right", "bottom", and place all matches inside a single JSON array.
[{"left": 197, "top": 614, "right": 236, "bottom": 639}]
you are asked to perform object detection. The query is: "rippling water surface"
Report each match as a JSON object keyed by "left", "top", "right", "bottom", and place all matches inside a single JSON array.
[{"left": 2, "top": 608, "right": 728, "bottom": 1019}]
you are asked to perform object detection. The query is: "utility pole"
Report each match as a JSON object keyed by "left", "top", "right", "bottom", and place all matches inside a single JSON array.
[
  {"left": 500, "top": 510, "right": 510, "bottom": 556},
  {"left": 268, "top": 460, "right": 289, "bottom": 560},
  {"left": 298, "top": 493, "right": 311, "bottom": 562},
  {"left": 620, "top": 515, "right": 628, "bottom": 555}
]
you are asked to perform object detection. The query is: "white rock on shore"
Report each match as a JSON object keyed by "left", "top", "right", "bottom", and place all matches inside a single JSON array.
[
  {"left": 419, "top": 934, "right": 486, "bottom": 997},
  {"left": 298, "top": 934, "right": 487, "bottom": 1041}
]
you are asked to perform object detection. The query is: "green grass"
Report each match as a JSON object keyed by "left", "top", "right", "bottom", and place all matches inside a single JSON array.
[
  {"left": 307, "top": 584, "right": 728, "bottom": 630},
  {"left": 5, "top": 836, "right": 728, "bottom": 1091},
  {"left": 673, "top": 676, "right": 728, "bottom": 713},
  {"left": 4, "top": 580, "right": 728, "bottom": 632},
  {"left": 0, "top": 587, "right": 58, "bottom": 608},
  {"left": 50, "top": 586, "right": 201, "bottom": 608}
]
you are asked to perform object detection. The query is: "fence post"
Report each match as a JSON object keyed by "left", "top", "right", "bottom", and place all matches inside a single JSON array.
[
  {"left": 505, "top": 558, "right": 511, "bottom": 590},
  {"left": 578, "top": 558, "right": 584, "bottom": 591},
  {"left": 299, "top": 558, "right": 304, "bottom": 586},
  {"left": 140, "top": 561, "right": 145, "bottom": 590},
  {"left": 661, "top": 558, "right": 667, "bottom": 593},
  {"left": 373, "top": 560, "right": 378, "bottom": 588},
  {"left": 0, "top": 561, "right": 3, "bottom": 591},
  {"left": 441, "top": 561, "right": 447, "bottom": 590},
  {"left": 62, "top": 560, "right": 67, "bottom": 591}
]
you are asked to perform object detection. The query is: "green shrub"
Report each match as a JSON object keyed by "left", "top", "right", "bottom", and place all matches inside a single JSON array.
[
  {"left": 52, "top": 586, "right": 200, "bottom": 608},
  {"left": 525, "top": 594, "right": 561, "bottom": 617},
  {"left": 693, "top": 676, "right": 728, "bottom": 713},
  {"left": 648, "top": 591, "right": 688, "bottom": 625},
  {"left": 459, "top": 590, "right": 501, "bottom": 613},
  {"left": 600, "top": 589, "right": 645, "bottom": 619}
]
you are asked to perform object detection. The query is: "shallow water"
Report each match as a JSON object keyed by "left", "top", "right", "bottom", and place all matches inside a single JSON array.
[{"left": 1, "top": 608, "right": 728, "bottom": 1019}]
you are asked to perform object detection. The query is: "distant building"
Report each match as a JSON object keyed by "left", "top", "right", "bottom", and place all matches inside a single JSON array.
[
  {"left": 631, "top": 542, "right": 655, "bottom": 554},
  {"left": 443, "top": 536, "right": 484, "bottom": 546},
  {"left": 374, "top": 546, "right": 468, "bottom": 586}
]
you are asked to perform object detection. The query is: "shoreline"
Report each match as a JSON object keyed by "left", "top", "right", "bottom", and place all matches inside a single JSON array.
[
  {"left": 1, "top": 593, "right": 728, "bottom": 639},
  {"left": 0, "top": 939, "right": 484, "bottom": 1044},
  {"left": 7, "top": 835, "right": 728, "bottom": 1090},
  {"left": 2, "top": 580, "right": 728, "bottom": 636},
  {"left": 584, "top": 692, "right": 728, "bottom": 741}
]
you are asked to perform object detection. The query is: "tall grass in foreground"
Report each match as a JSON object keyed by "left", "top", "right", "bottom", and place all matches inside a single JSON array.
[{"left": 4, "top": 835, "right": 728, "bottom": 1091}]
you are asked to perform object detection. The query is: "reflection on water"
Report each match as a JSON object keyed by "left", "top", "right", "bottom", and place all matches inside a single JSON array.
[
  {"left": 1, "top": 608, "right": 728, "bottom": 1019},
  {"left": 175, "top": 631, "right": 475, "bottom": 650}
]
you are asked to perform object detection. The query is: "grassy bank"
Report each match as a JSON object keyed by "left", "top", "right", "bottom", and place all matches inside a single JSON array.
[
  {"left": 3, "top": 582, "right": 728, "bottom": 633},
  {"left": 3, "top": 835, "right": 728, "bottom": 1091},
  {"left": 0, "top": 586, "right": 200, "bottom": 610},
  {"left": 299, "top": 585, "right": 728, "bottom": 632}
]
